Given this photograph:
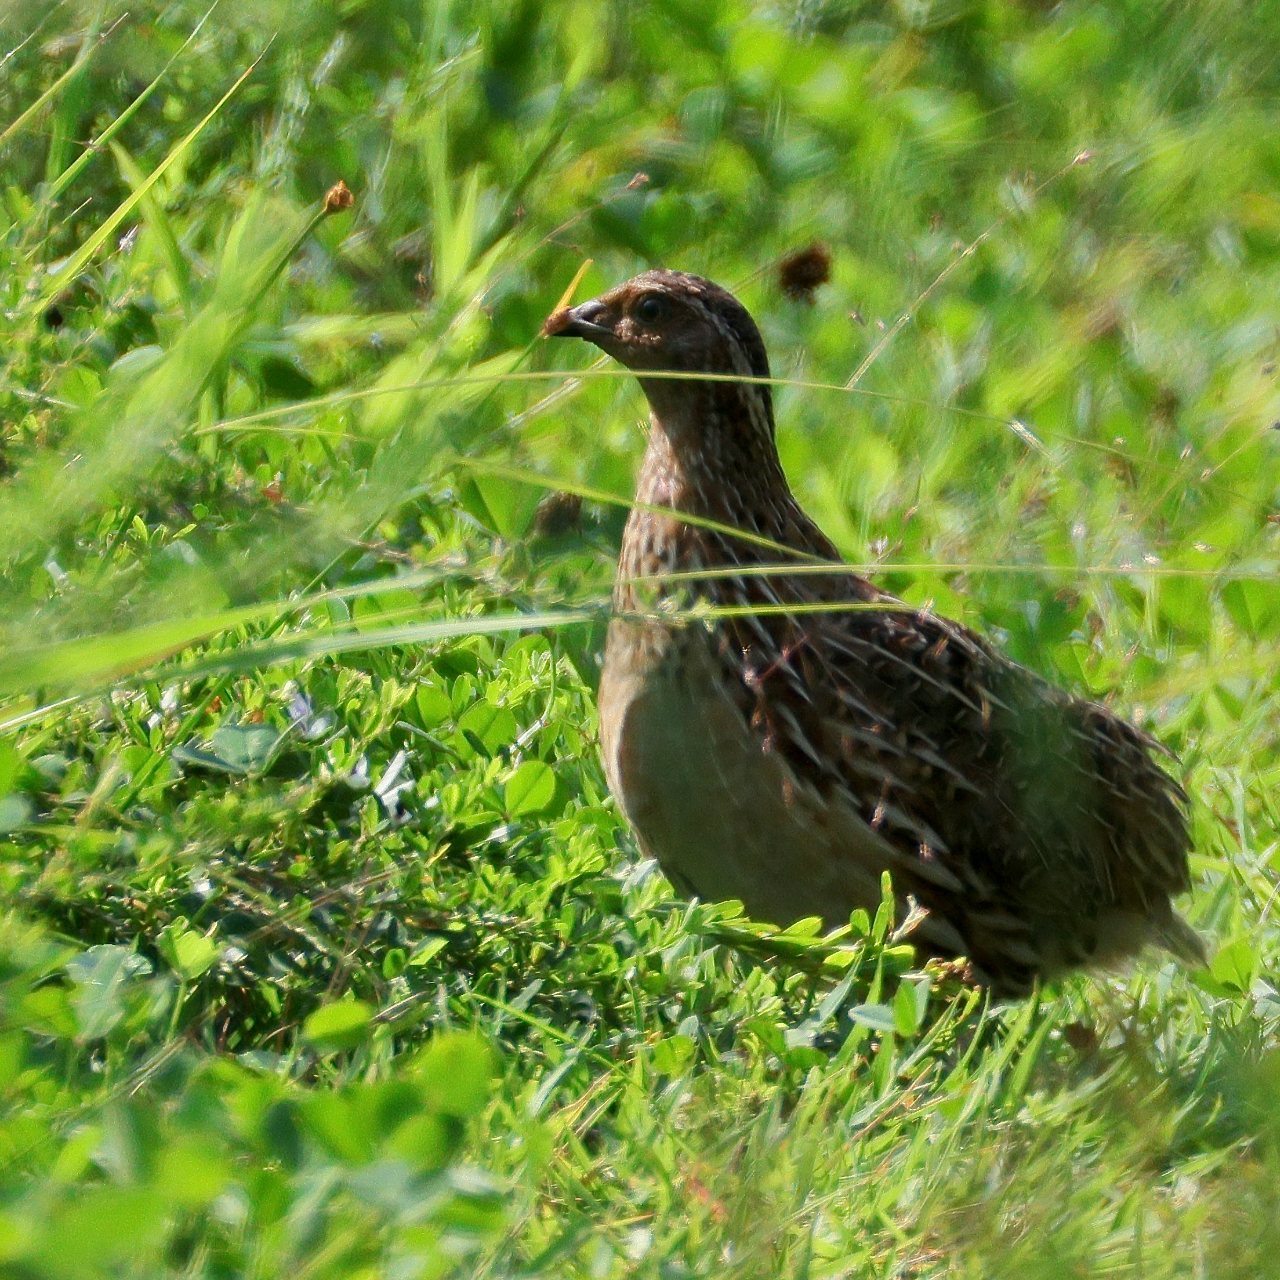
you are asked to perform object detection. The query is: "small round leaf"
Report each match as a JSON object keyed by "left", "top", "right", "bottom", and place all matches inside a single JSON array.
[
  {"left": 504, "top": 760, "right": 556, "bottom": 816},
  {"left": 302, "top": 999, "right": 374, "bottom": 1050}
]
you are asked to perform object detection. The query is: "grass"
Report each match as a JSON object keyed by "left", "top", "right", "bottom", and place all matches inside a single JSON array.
[{"left": 1, "top": 0, "right": 1279, "bottom": 1274}]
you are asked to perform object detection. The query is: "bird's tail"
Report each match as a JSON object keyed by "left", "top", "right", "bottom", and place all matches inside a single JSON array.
[{"left": 1155, "top": 911, "right": 1208, "bottom": 969}]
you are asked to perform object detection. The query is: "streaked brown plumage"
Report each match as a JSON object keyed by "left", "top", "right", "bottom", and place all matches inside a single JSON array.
[{"left": 544, "top": 269, "right": 1203, "bottom": 996}]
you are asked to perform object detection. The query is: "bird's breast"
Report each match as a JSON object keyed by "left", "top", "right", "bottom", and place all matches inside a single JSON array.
[{"left": 598, "top": 617, "right": 895, "bottom": 927}]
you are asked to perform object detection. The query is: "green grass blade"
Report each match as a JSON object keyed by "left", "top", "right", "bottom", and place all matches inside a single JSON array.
[
  {"left": 0, "top": 596, "right": 595, "bottom": 698},
  {"left": 29, "top": 45, "right": 268, "bottom": 316},
  {"left": 0, "top": 4, "right": 103, "bottom": 149},
  {"left": 32, "top": 3, "right": 219, "bottom": 225}
]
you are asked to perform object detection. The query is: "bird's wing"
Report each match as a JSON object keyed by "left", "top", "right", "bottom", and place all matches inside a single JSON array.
[{"left": 719, "top": 594, "right": 1193, "bottom": 982}]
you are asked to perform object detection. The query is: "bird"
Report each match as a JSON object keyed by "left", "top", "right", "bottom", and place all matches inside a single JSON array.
[{"left": 542, "top": 269, "right": 1203, "bottom": 996}]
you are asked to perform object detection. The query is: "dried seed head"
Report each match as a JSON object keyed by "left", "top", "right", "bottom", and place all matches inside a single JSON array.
[
  {"left": 532, "top": 490, "right": 583, "bottom": 538},
  {"left": 323, "top": 180, "right": 354, "bottom": 214},
  {"left": 777, "top": 243, "right": 832, "bottom": 302}
]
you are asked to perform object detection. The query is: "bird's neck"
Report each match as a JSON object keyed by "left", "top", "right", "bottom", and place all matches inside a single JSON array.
[
  {"left": 616, "top": 387, "right": 840, "bottom": 608},
  {"left": 631, "top": 383, "right": 792, "bottom": 526}
]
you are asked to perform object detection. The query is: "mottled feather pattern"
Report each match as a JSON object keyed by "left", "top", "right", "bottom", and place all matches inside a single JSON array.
[{"left": 549, "top": 268, "right": 1201, "bottom": 995}]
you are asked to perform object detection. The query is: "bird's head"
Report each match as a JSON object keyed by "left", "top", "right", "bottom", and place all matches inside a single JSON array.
[{"left": 542, "top": 270, "right": 774, "bottom": 436}]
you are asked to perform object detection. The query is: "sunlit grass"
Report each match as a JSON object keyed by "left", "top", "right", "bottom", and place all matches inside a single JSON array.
[{"left": 1, "top": 0, "right": 1279, "bottom": 1275}]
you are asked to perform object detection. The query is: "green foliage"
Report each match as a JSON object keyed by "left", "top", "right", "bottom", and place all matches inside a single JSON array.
[
  {"left": 1, "top": 938, "right": 505, "bottom": 1279},
  {"left": 2, "top": 0, "right": 1280, "bottom": 1274}
]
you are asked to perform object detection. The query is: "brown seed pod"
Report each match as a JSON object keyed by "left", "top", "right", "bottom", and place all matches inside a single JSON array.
[
  {"left": 531, "top": 490, "right": 583, "bottom": 537},
  {"left": 777, "top": 243, "right": 832, "bottom": 302},
  {"left": 323, "top": 180, "right": 354, "bottom": 214}
]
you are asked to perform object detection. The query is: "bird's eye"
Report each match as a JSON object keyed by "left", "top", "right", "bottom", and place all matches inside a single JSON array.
[{"left": 634, "top": 294, "right": 666, "bottom": 324}]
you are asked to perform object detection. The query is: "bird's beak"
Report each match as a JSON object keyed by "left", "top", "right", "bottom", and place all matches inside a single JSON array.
[{"left": 541, "top": 298, "right": 614, "bottom": 342}]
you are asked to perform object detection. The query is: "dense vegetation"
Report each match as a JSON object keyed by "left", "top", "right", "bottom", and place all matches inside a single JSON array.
[{"left": 2, "top": 0, "right": 1279, "bottom": 1274}]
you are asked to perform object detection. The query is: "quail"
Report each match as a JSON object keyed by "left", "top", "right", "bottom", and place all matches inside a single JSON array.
[{"left": 543, "top": 270, "right": 1203, "bottom": 995}]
